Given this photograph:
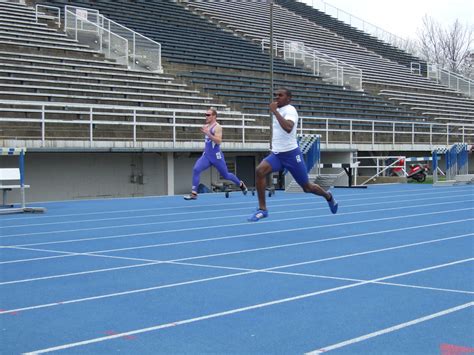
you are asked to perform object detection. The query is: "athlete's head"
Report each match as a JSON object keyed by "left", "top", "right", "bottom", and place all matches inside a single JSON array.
[
  {"left": 274, "top": 88, "right": 292, "bottom": 107},
  {"left": 205, "top": 108, "right": 217, "bottom": 124}
]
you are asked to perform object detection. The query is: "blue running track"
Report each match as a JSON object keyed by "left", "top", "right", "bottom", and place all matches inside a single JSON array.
[{"left": 0, "top": 184, "right": 473, "bottom": 354}]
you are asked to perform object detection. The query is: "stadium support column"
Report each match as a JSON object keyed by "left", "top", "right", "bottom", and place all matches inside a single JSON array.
[
  {"left": 166, "top": 152, "right": 174, "bottom": 196},
  {"left": 269, "top": 0, "right": 274, "bottom": 150}
]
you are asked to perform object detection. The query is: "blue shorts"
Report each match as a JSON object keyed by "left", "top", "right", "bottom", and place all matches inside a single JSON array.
[{"left": 264, "top": 147, "right": 309, "bottom": 186}]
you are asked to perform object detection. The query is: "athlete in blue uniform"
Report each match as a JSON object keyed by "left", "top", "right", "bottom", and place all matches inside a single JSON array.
[
  {"left": 248, "top": 88, "right": 338, "bottom": 221},
  {"left": 184, "top": 108, "right": 248, "bottom": 200}
]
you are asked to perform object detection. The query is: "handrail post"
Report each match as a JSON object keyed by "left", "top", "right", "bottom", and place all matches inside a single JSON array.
[
  {"left": 392, "top": 122, "right": 395, "bottom": 145},
  {"left": 132, "top": 32, "right": 136, "bottom": 70},
  {"left": 89, "top": 107, "right": 93, "bottom": 145},
  {"left": 133, "top": 109, "right": 137, "bottom": 147},
  {"left": 65, "top": 7, "right": 68, "bottom": 32},
  {"left": 108, "top": 20, "right": 111, "bottom": 57},
  {"left": 41, "top": 106, "right": 45, "bottom": 147},
  {"left": 349, "top": 120, "right": 352, "bottom": 145},
  {"left": 172, "top": 111, "right": 176, "bottom": 145},
  {"left": 326, "top": 118, "right": 329, "bottom": 145},
  {"left": 242, "top": 114, "right": 245, "bottom": 144},
  {"left": 430, "top": 124, "right": 432, "bottom": 147},
  {"left": 74, "top": 15, "right": 78, "bottom": 41},
  {"left": 372, "top": 121, "right": 375, "bottom": 148},
  {"left": 19, "top": 149, "right": 26, "bottom": 208}
]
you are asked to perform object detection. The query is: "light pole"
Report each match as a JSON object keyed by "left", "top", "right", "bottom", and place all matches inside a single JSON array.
[{"left": 269, "top": 0, "right": 274, "bottom": 150}]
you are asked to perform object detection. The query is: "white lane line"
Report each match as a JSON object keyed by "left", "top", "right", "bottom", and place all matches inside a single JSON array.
[
  {"left": 4, "top": 255, "right": 474, "bottom": 297},
  {"left": 1, "top": 208, "right": 472, "bottom": 265},
  {"left": 0, "top": 254, "right": 76, "bottom": 265},
  {"left": 2, "top": 234, "right": 472, "bottom": 314},
  {"left": 2, "top": 195, "right": 472, "bottom": 239},
  {"left": 29, "top": 207, "right": 474, "bottom": 255},
  {"left": 3, "top": 199, "right": 473, "bottom": 251},
  {"left": 4, "top": 185, "right": 465, "bottom": 223},
  {"left": 24, "top": 259, "right": 474, "bottom": 354},
  {"left": 263, "top": 270, "right": 474, "bottom": 295},
  {"left": 0, "top": 262, "right": 161, "bottom": 285},
  {"left": 1, "top": 200, "right": 315, "bottom": 229},
  {"left": 2, "top": 189, "right": 469, "bottom": 229},
  {"left": 2, "top": 219, "right": 471, "bottom": 285},
  {"left": 306, "top": 302, "right": 474, "bottom": 354},
  {"left": 1, "top": 195, "right": 318, "bottom": 223}
]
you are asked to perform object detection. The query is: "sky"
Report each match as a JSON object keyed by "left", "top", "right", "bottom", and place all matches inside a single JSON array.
[{"left": 300, "top": 0, "right": 474, "bottom": 40}]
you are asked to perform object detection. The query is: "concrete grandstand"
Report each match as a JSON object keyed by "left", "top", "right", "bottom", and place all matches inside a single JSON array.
[{"left": 0, "top": 0, "right": 472, "bottom": 201}]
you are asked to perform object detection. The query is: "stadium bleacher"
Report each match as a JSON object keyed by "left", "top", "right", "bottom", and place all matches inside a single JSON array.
[
  {"left": 0, "top": 0, "right": 470, "bottom": 202},
  {"left": 33, "top": 0, "right": 436, "bottom": 124},
  {"left": 274, "top": 0, "right": 425, "bottom": 72},
  {"left": 0, "top": 0, "right": 471, "bottom": 143},
  {"left": 182, "top": 0, "right": 472, "bottom": 124},
  {"left": 0, "top": 0, "right": 261, "bottom": 143}
]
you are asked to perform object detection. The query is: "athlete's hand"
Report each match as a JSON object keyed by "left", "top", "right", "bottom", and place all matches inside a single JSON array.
[
  {"left": 201, "top": 125, "right": 210, "bottom": 135},
  {"left": 269, "top": 101, "right": 278, "bottom": 113}
]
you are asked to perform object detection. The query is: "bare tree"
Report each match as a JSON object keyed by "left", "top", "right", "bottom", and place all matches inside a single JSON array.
[
  {"left": 442, "top": 19, "right": 473, "bottom": 75},
  {"left": 417, "top": 16, "right": 445, "bottom": 67},
  {"left": 416, "top": 15, "right": 473, "bottom": 78}
]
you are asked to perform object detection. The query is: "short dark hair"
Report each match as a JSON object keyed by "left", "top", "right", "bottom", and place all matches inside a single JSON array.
[{"left": 278, "top": 88, "right": 292, "bottom": 97}]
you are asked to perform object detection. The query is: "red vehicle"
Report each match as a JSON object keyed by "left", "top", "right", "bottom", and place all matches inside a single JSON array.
[{"left": 407, "top": 163, "right": 430, "bottom": 182}]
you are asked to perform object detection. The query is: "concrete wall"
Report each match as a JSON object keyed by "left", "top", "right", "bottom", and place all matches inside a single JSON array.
[
  {"left": 2, "top": 148, "right": 472, "bottom": 204},
  {"left": 0, "top": 151, "right": 260, "bottom": 203},
  {"left": 1, "top": 152, "right": 169, "bottom": 203}
]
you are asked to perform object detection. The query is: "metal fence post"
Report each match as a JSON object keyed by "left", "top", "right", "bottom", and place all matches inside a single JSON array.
[
  {"left": 133, "top": 109, "right": 137, "bottom": 147},
  {"left": 132, "top": 32, "right": 136, "bottom": 70},
  {"left": 41, "top": 106, "right": 45, "bottom": 147},
  {"left": 242, "top": 114, "right": 245, "bottom": 144},
  {"left": 372, "top": 121, "right": 375, "bottom": 148},
  {"left": 326, "top": 118, "right": 329, "bottom": 145},
  {"left": 89, "top": 107, "right": 93, "bottom": 145},
  {"left": 349, "top": 120, "right": 352, "bottom": 145},
  {"left": 392, "top": 122, "right": 395, "bottom": 145},
  {"left": 430, "top": 124, "right": 432, "bottom": 147},
  {"left": 172, "top": 111, "right": 176, "bottom": 145}
]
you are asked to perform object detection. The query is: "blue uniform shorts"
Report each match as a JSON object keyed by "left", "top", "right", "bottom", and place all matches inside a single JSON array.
[{"left": 264, "top": 147, "right": 309, "bottom": 186}]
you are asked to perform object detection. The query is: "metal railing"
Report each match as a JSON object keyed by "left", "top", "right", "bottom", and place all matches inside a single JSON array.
[
  {"left": 64, "top": 6, "right": 128, "bottom": 66},
  {"left": 262, "top": 39, "right": 363, "bottom": 90},
  {"left": 35, "top": 4, "right": 61, "bottom": 27},
  {"left": 1, "top": 102, "right": 473, "bottom": 150},
  {"left": 64, "top": 5, "right": 162, "bottom": 72},
  {"left": 297, "top": 0, "right": 473, "bottom": 98},
  {"left": 427, "top": 63, "right": 473, "bottom": 98},
  {"left": 98, "top": 15, "right": 162, "bottom": 73},
  {"left": 410, "top": 62, "right": 421, "bottom": 75},
  {"left": 296, "top": 115, "right": 474, "bottom": 148},
  {"left": 0, "top": 102, "right": 267, "bottom": 148},
  {"left": 296, "top": 0, "right": 408, "bottom": 52}
]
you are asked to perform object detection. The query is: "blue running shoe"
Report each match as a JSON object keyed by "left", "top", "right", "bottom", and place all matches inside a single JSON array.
[
  {"left": 327, "top": 192, "right": 338, "bottom": 214},
  {"left": 248, "top": 209, "right": 268, "bottom": 222}
]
